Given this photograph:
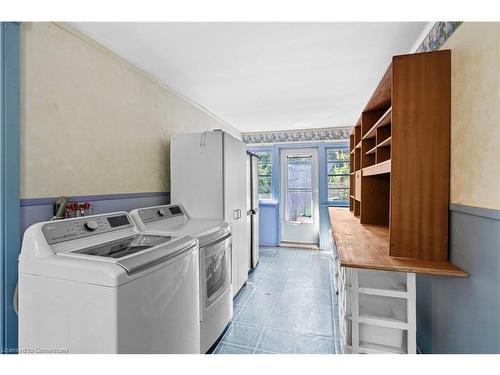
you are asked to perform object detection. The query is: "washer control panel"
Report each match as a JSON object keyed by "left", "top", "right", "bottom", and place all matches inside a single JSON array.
[
  {"left": 138, "top": 205, "right": 185, "bottom": 224},
  {"left": 42, "top": 213, "right": 134, "bottom": 245}
]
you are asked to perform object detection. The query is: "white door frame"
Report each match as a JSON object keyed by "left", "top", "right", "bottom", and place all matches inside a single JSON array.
[{"left": 280, "top": 148, "right": 319, "bottom": 245}]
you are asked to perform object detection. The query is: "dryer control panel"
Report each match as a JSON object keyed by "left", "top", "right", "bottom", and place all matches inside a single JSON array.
[
  {"left": 138, "top": 205, "right": 185, "bottom": 224},
  {"left": 42, "top": 213, "right": 134, "bottom": 245}
]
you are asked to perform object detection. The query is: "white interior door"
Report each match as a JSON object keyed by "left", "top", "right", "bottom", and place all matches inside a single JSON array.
[{"left": 280, "top": 148, "right": 319, "bottom": 244}]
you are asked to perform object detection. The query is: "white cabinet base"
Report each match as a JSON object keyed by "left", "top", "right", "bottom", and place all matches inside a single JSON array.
[{"left": 331, "top": 248, "right": 416, "bottom": 354}]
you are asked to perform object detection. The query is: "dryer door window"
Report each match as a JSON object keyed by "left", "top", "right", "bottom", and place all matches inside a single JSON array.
[{"left": 204, "top": 236, "right": 231, "bottom": 308}]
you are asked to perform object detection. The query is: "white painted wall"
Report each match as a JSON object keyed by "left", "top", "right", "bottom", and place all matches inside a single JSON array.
[{"left": 19, "top": 22, "right": 240, "bottom": 199}]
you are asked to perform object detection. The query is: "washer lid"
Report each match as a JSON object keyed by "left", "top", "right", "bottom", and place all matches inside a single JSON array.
[
  {"left": 63, "top": 234, "right": 198, "bottom": 276},
  {"left": 21, "top": 234, "right": 198, "bottom": 287},
  {"left": 142, "top": 219, "right": 230, "bottom": 247}
]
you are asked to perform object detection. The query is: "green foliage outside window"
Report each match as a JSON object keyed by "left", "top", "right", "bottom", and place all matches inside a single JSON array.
[
  {"left": 327, "top": 148, "right": 350, "bottom": 202},
  {"left": 256, "top": 151, "right": 272, "bottom": 199}
]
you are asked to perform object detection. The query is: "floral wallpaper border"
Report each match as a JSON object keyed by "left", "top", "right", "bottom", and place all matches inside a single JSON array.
[
  {"left": 416, "top": 21, "right": 462, "bottom": 53},
  {"left": 242, "top": 22, "right": 463, "bottom": 144},
  {"left": 242, "top": 127, "right": 351, "bottom": 144}
]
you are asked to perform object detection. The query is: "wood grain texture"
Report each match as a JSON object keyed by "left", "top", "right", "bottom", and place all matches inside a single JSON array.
[
  {"left": 362, "top": 160, "right": 391, "bottom": 176},
  {"left": 329, "top": 208, "right": 467, "bottom": 277},
  {"left": 354, "top": 171, "right": 362, "bottom": 201},
  {"left": 360, "top": 174, "right": 390, "bottom": 225},
  {"left": 363, "top": 107, "right": 392, "bottom": 140},
  {"left": 364, "top": 63, "right": 393, "bottom": 112},
  {"left": 390, "top": 50, "right": 451, "bottom": 260}
]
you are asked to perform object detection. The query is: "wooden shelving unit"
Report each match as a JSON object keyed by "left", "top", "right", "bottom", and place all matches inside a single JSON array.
[
  {"left": 335, "top": 52, "right": 467, "bottom": 354},
  {"left": 346, "top": 49, "right": 467, "bottom": 271}
]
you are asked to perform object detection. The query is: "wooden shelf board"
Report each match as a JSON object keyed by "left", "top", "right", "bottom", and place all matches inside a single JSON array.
[
  {"left": 362, "top": 107, "right": 392, "bottom": 140},
  {"left": 362, "top": 160, "right": 391, "bottom": 176},
  {"left": 365, "top": 145, "right": 377, "bottom": 155},
  {"left": 350, "top": 149, "right": 355, "bottom": 155},
  {"left": 377, "top": 136, "right": 392, "bottom": 148},
  {"left": 355, "top": 141, "right": 362, "bottom": 149},
  {"left": 328, "top": 207, "right": 468, "bottom": 277}
]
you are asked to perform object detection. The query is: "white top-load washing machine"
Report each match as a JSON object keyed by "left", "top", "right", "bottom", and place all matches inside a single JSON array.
[
  {"left": 129, "top": 204, "right": 232, "bottom": 353},
  {"left": 18, "top": 211, "right": 201, "bottom": 354}
]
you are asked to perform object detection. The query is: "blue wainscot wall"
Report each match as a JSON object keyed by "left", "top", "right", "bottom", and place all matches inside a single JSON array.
[
  {"left": 248, "top": 141, "right": 349, "bottom": 250},
  {"left": 20, "top": 192, "right": 170, "bottom": 235},
  {"left": 416, "top": 204, "right": 500, "bottom": 353}
]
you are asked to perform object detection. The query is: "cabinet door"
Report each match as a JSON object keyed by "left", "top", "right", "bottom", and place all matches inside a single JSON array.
[
  {"left": 223, "top": 133, "right": 249, "bottom": 296},
  {"left": 171, "top": 132, "right": 224, "bottom": 219}
]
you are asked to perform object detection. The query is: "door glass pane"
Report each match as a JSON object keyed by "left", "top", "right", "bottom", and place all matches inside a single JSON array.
[{"left": 286, "top": 155, "right": 313, "bottom": 223}]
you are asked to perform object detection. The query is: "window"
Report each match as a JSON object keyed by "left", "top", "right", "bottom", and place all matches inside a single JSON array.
[
  {"left": 255, "top": 151, "right": 272, "bottom": 200},
  {"left": 327, "top": 147, "right": 350, "bottom": 204},
  {"left": 286, "top": 154, "right": 313, "bottom": 223}
]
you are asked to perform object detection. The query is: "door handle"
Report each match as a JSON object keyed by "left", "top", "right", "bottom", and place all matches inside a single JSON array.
[
  {"left": 233, "top": 209, "right": 239, "bottom": 220},
  {"left": 237, "top": 209, "right": 242, "bottom": 219}
]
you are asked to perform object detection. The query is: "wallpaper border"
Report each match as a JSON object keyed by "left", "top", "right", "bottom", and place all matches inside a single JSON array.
[
  {"left": 416, "top": 21, "right": 463, "bottom": 53},
  {"left": 242, "top": 127, "right": 351, "bottom": 144}
]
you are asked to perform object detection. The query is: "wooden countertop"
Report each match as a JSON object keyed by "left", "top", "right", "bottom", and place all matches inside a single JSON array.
[{"left": 329, "top": 207, "right": 468, "bottom": 277}]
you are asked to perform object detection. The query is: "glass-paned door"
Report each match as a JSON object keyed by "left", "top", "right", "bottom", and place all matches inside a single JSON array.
[{"left": 280, "top": 148, "right": 319, "bottom": 244}]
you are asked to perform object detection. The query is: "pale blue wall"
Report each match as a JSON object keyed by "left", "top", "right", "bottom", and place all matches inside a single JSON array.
[
  {"left": 416, "top": 204, "right": 500, "bottom": 353},
  {"left": 258, "top": 201, "right": 279, "bottom": 246},
  {"left": 248, "top": 141, "right": 348, "bottom": 250},
  {"left": 20, "top": 193, "right": 170, "bottom": 235}
]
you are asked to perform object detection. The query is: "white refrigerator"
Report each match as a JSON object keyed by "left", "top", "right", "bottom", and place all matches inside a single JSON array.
[{"left": 170, "top": 130, "right": 249, "bottom": 296}]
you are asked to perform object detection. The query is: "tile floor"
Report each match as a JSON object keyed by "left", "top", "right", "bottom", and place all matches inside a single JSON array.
[{"left": 212, "top": 246, "right": 341, "bottom": 354}]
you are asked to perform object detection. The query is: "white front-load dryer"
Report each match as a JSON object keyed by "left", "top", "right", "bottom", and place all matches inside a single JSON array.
[
  {"left": 18, "top": 212, "right": 201, "bottom": 354},
  {"left": 130, "top": 204, "right": 233, "bottom": 353}
]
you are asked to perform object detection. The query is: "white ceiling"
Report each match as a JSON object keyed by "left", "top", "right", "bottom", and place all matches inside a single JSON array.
[{"left": 70, "top": 22, "right": 427, "bottom": 133}]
